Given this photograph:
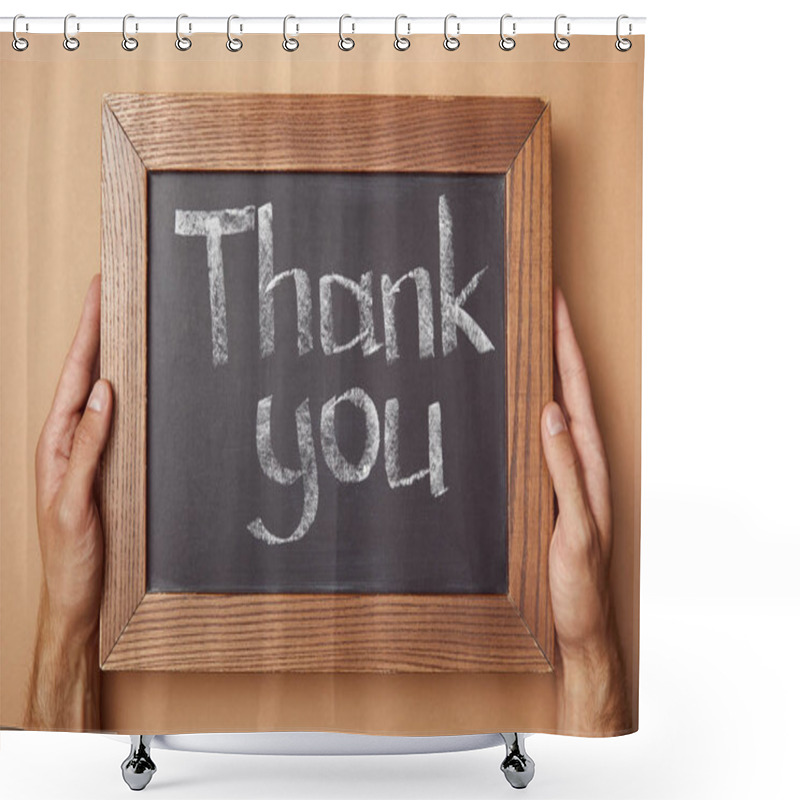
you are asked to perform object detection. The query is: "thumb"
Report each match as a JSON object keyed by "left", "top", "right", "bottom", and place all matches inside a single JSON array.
[
  {"left": 540, "top": 401, "right": 590, "bottom": 523},
  {"left": 63, "top": 379, "right": 113, "bottom": 503}
]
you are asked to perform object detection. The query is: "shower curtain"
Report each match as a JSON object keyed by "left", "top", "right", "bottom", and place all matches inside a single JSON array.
[{"left": 0, "top": 27, "right": 644, "bottom": 738}]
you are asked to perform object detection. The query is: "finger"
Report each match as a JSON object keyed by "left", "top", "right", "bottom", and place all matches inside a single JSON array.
[
  {"left": 552, "top": 287, "right": 611, "bottom": 532},
  {"left": 46, "top": 273, "right": 102, "bottom": 439},
  {"left": 36, "top": 275, "right": 102, "bottom": 503},
  {"left": 61, "top": 379, "right": 113, "bottom": 505},
  {"left": 553, "top": 287, "right": 599, "bottom": 438},
  {"left": 541, "top": 401, "right": 591, "bottom": 528}
]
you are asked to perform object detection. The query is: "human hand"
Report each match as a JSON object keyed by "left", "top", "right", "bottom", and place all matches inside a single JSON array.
[
  {"left": 541, "top": 286, "right": 630, "bottom": 735},
  {"left": 26, "top": 273, "right": 112, "bottom": 730}
]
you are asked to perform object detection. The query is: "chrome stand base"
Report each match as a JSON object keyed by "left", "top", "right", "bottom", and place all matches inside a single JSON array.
[
  {"left": 119, "top": 732, "right": 532, "bottom": 790},
  {"left": 500, "top": 733, "right": 535, "bottom": 789},
  {"left": 121, "top": 735, "right": 156, "bottom": 791}
]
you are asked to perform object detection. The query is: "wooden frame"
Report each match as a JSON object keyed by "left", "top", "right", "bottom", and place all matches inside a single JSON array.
[{"left": 100, "top": 93, "right": 553, "bottom": 673}]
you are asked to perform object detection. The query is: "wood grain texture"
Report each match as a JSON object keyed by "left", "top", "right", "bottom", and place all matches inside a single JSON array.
[
  {"left": 99, "top": 93, "right": 553, "bottom": 673},
  {"left": 103, "top": 93, "right": 547, "bottom": 173},
  {"left": 99, "top": 103, "right": 148, "bottom": 665},
  {"left": 506, "top": 105, "right": 555, "bottom": 668},
  {"left": 103, "top": 594, "right": 550, "bottom": 672}
]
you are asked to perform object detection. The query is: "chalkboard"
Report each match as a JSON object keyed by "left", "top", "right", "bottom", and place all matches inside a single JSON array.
[
  {"left": 146, "top": 172, "right": 507, "bottom": 594},
  {"left": 100, "top": 92, "right": 553, "bottom": 673}
]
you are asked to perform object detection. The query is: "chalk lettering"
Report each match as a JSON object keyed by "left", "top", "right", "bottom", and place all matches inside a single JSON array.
[
  {"left": 248, "top": 396, "right": 319, "bottom": 544},
  {"left": 381, "top": 268, "right": 435, "bottom": 364},
  {"left": 384, "top": 398, "right": 447, "bottom": 497},
  {"left": 171, "top": 193, "right": 500, "bottom": 545},
  {"left": 319, "top": 272, "right": 383, "bottom": 357},
  {"left": 438, "top": 194, "right": 494, "bottom": 356},
  {"left": 258, "top": 203, "right": 314, "bottom": 358},
  {"left": 320, "top": 387, "right": 381, "bottom": 482},
  {"left": 175, "top": 206, "right": 255, "bottom": 367}
]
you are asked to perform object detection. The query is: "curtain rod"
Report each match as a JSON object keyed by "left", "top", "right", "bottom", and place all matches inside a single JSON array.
[{"left": 1, "top": 16, "right": 646, "bottom": 37}]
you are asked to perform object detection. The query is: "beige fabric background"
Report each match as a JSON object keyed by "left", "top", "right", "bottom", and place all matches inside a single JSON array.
[{"left": 0, "top": 33, "right": 643, "bottom": 735}]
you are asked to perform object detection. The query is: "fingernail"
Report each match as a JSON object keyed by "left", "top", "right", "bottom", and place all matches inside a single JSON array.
[
  {"left": 545, "top": 404, "right": 566, "bottom": 437},
  {"left": 87, "top": 381, "right": 106, "bottom": 413}
]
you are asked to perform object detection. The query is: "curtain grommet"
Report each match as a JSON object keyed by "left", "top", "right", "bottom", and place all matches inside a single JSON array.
[
  {"left": 553, "top": 14, "right": 570, "bottom": 51},
  {"left": 443, "top": 14, "right": 460, "bottom": 51},
  {"left": 175, "top": 14, "right": 192, "bottom": 51},
  {"left": 63, "top": 13, "right": 80, "bottom": 51},
  {"left": 339, "top": 14, "right": 355, "bottom": 51},
  {"left": 122, "top": 14, "right": 139, "bottom": 51},
  {"left": 615, "top": 14, "right": 632, "bottom": 51},
  {"left": 12, "top": 14, "right": 29, "bottom": 51},
  {"left": 226, "top": 15, "right": 243, "bottom": 52},
  {"left": 282, "top": 15, "right": 299, "bottom": 51},
  {"left": 394, "top": 15, "right": 410, "bottom": 51},
  {"left": 499, "top": 14, "right": 516, "bottom": 51}
]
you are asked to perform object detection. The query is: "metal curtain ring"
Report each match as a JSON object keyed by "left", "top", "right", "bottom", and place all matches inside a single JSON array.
[
  {"left": 227, "top": 15, "right": 243, "bottom": 51},
  {"left": 12, "top": 14, "right": 29, "bottom": 51},
  {"left": 443, "top": 14, "right": 460, "bottom": 51},
  {"left": 283, "top": 15, "right": 299, "bottom": 51},
  {"left": 499, "top": 14, "right": 515, "bottom": 50},
  {"left": 63, "top": 13, "right": 80, "bottom": 51},
  {"left": 122, "top": 14, "right": 138, "bottom": 51},
  {"left": 394, "top": 14, "right": 410, "bottom": 51},
  {"left": 176, "top": 14, "right": 192, "bottom": 51},
  {"left": 339, "top": 14, "right": 355, "bottom": 51},
  {"left": 553, "top": 14, "right": 570, "bottom": 51},
  {"left": 615, "top": 14, "right": 632, "bottom": 51}
]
